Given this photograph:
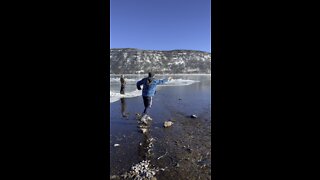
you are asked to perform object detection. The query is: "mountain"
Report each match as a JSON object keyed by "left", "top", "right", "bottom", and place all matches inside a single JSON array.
[{"left": 110, "top": 48, "right": 211, "bottom": 74}]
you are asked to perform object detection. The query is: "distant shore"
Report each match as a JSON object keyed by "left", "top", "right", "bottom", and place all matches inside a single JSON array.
[{"left": 110, "top": 73, "right": 211, "bottom": 75}]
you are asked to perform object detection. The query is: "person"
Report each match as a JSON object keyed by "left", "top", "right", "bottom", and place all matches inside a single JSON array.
[
  {"left": 136, "top": 72, "right": 172, "bottom": 115},
  {"left": 120, "top": 75, "right": 126, "bottom": 94}
]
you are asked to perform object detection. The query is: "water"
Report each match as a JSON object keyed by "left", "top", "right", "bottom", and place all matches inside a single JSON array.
[
  {"left": 110, "top": 74, "right": 210, "bottom": 103},
  {"left": 110, "top": 74, "right": 211, "bottom": 179}
]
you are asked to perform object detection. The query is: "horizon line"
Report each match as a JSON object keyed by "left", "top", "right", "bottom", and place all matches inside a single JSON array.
[{"left": 110, "top": 47, "right": 211, "bottom": 53}]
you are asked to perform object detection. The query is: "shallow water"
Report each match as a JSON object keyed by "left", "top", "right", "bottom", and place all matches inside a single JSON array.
[
  {"left": 110, "top": 75, "right": 211, "bottom": 179},
  {"left": 110, "top": 74, "right": 209, "bottom": 103}
]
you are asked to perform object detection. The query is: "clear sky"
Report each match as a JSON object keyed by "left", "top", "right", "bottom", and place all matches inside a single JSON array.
[{"left": 110, "top": 0, "right": 211, "bottom": 53}]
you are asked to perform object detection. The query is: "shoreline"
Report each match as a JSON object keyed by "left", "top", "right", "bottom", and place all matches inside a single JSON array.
[{"left": 110, "top": 74, "right": 211, "bottom": 76}]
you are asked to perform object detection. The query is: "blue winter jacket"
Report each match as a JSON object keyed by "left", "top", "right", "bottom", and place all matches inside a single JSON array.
[{"left": 136, "top": 77, "right": 168, "bottom": 97}]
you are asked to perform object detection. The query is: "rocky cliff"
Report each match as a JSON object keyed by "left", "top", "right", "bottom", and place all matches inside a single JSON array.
[{"left": 110, "top": 48, "right": 211, "bottom": 74}]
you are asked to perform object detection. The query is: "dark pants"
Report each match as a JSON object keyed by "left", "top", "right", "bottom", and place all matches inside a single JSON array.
[{"left": 142, "top": 96, "right": 152, "bottom": 114}]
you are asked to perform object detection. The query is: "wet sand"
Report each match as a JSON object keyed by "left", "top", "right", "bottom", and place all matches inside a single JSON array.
[{"left": 110, "top": 78, "right": 211, "bottom": 179}]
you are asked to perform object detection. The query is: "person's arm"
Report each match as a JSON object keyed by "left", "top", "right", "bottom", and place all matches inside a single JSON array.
[
  {"left": 155, "top": 77, "right": 172, "bottom": 85},
  {"left": 136, "top": 79, "right": 144, "bottom": 90}
]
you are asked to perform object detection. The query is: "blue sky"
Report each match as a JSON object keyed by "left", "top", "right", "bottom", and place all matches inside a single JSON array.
[{"left": 110, "top": 0, "right": 211, "bottom": 53}]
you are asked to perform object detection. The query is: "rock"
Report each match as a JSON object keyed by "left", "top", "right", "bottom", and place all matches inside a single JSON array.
[
  {"left": 138, "top": 125, "right": 147, "bottom": 128},
  {"left": 141, "top": 118, "right": 148, "bottom": 125},
  {"left": 110, "top": 175, "right": 116, "bottom": 179},
  {"left": 141, "top": 114, "right": 147, "bottom": 119},
  {"left": 140, "top": 128, "right": 148, "bottom": 134},
  {"left": 136, "top": 113, "right": 142, "bottom": 119},
  {"left": 191, "top": 114, "right": 198, "bottom": 118},
  {"left": 114, "top": 144, "right": 120, "bottom": 147},
  {"left": 163, "top": 121, "right": 173, "bottom": 128},
  {"left": 140, "top": 114, "right": 152, "bottom": 123},
  {"left": 146, "top": 116, "right": 152, "bottom": 121}
]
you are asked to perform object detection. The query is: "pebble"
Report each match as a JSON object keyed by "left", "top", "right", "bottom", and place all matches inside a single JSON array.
[
  {"left": 191, "top": 114, "right": 198, "bottom": 118},
  {"left": 140, "top": 128, "right": 147, "bottom": 134},
  {"left": 163, "top": 121, "right": 173, "bottom": 128},
  {"left": 141, "top": 118, "right": 148, "bottom": 125},
  {"left": 110, "top": 175, "right": 118, "bottom": 179},
  {"left": 138, "top": 125, "right": 147, "bottom": 128},
  {"left": 146, "top": 116, "right": 152, "bottom": 121},
  {"left": 113, "top": 144, "right": 120, "bottom": 147}
]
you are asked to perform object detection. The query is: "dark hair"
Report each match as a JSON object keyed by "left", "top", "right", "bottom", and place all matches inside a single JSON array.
[{"left": 148, "top": 72, "right": 155, "bottom": 78}]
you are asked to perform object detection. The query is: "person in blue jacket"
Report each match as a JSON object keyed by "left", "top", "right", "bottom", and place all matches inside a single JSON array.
[{"left": 136, "top": 72, "right": 172, "bottom": 115}]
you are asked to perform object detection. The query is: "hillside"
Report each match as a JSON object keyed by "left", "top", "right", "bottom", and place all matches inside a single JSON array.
[{"left": 110, "top": 48, "right": 211, "bottom": 74}]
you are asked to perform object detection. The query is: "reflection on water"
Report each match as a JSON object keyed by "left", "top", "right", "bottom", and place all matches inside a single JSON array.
[{"left": 120, "top": 98, "right": 128, "bottom": 118}]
